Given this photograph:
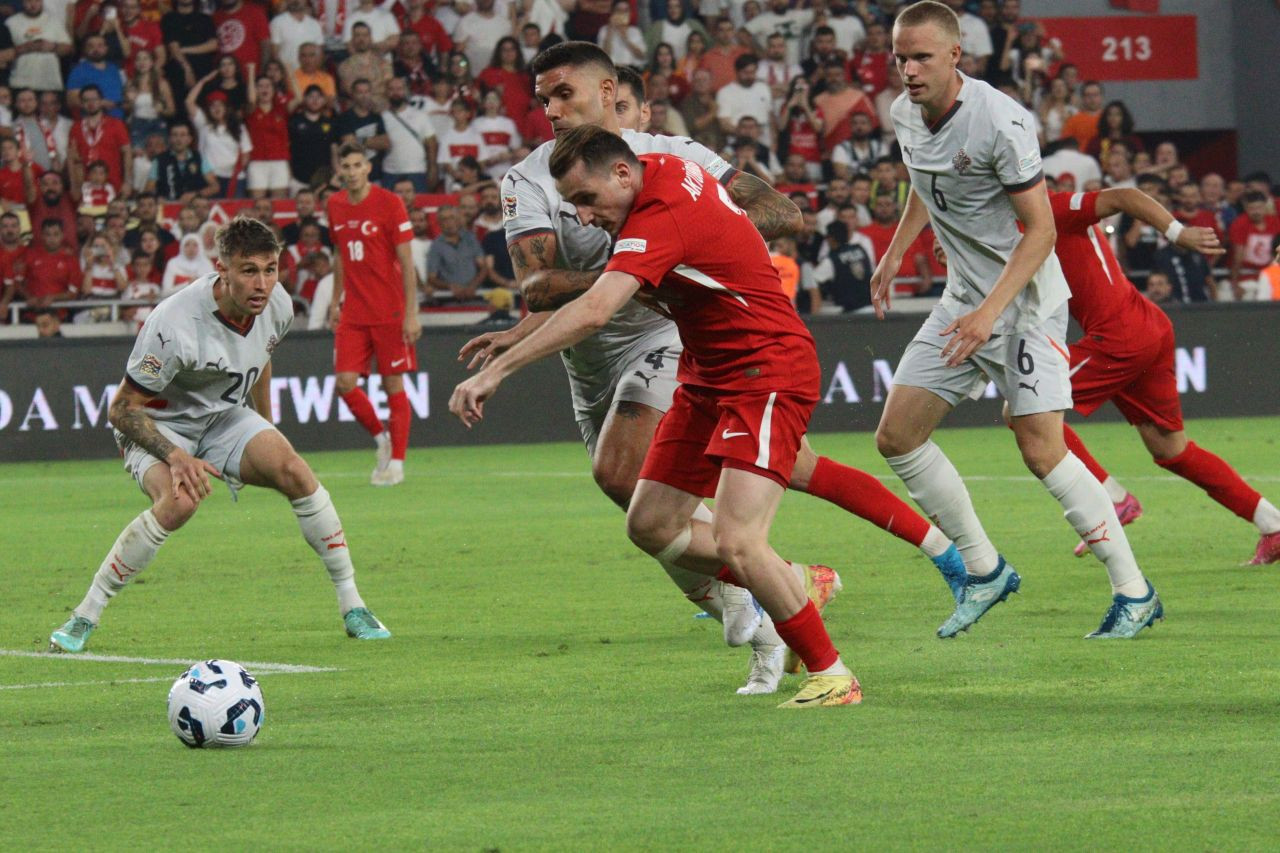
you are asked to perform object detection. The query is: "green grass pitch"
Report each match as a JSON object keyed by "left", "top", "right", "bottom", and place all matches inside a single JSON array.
[{"left": 2, "top": 417, "right": 1279, "bottom": 850}]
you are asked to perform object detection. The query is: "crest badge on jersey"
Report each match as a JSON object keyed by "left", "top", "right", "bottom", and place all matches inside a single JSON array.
[
  {"left": 266, "top": 334, "right": 279, "bottom": 355},
  {"left": 139, "top": 354, "right": 163, "bottom": 378},
  {"left": 952, "top": 148, "right": 972, "bottom": 175},
  {"left": 502, "top": 194, "right": 518, "bottom": 222}
]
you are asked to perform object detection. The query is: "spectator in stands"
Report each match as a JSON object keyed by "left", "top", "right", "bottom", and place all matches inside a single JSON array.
[
  {"left": 337, "top": 78, "right": 391, "bottom": 182},
  {"left": 287, "top": 85, "right": 338, "bottom": 190},
  {"left": 1200, "top": 173, "right": 1236, "bottom": 230},
  {"left": 678, "top": 30, "right": 707, "bottom": 82},
  {"left": 33, "top": 308, "right": 63, "bottom": 336},
  {"left": 129, "top": 131, "right": 167, "bottom": 195},
  {"left": 382, "top": 75, "right": 437, "bottom": 191},
  {"left": 646, "top": 44, "right": 690, "bottom": 104},
  {"left": 21, "top": 219, "right": 79, "bottom": 311},
  {"left": 1142, "top": 270, "right": 1172, "bottom": 304},
  {"left": 1060, "top": 80, "right": 1104, "bottom": 150},
  {"left": 566, "top": 0, "right": 615, "bottom": 44},
  {"left": 29, "top": 170, "right": 79, "bottom": 251},
  {"left": 815, "top": 176, "right": 850, "bottom": 231},
  {"left": 1172, "top": 182, "right": 1222, "bottom": 239},
  {"left": 344, "top": 0, "right": 400, "bottom": 55},
  {"left": 281, "top": 189, "right": 330, "bottom": 245},
  {"left": 78, "top": 160, "right": 117, "bottom": 216},
  {"left": 473, "top": 183, "right": 504, "bottom": 236},
  {"left": 859, "top": 192, "right": 900, "bottom": 260},
  {"left": 699, "top": 17, "right": 747, "bottom": 93},
  {"left": 187, "top": 82, "right": 250, "bottom": 197},
  {"left": 1242, "top": 171, "right": 1275, "bottom": 211},
  {"left": 1154, "top": 237, "right": 1214, "bottom": 303},
  {"left": 831, "top": 112, "right": 885, "bottom": 182},
  {"left": 1041, "top": 137, "right": 1101, "bottom": 193},
  {"left": 455, "top": 0, "right": 510, "bottom": 72},
  {"left": 444, "top": 49, "right": 476, "bottom": 92},
  {"left": 160, "top": 231, "right": 213, "bottom": 297},
  {"left": 244, "top": 67, "right": 295, "bottom": 199},
  {"left": 270, "top": 0, "right": 323, "bottom": 72},
  {"left": 1116, "top": 173, "right": 1169, "bottom": 289},
  {"left": 814, "top": 61, "right": 875, "bottom": 151},
  {"left": 67, "top": 85, "right": 134, "bottom": 199},
  {"left": 339, "top": 23, "right": 393, "bottom": 107},
  {"left": 752, "top": 34, "right": 795, "bottom": 111},
  {"left": 648, "top": 99, "right": 685, "bottom": 136},
  {"left": 814, "top": 221, "right": 875, "bottom": 313},
  {"left": 132, "top": 225, "right": 168, "bottom": 275},
  {"left": 208, "top": 53, "right": 248, "bottom": 112},
  {"left": 480, "top": 213, "right": 516, "bottom": 299},
  {"left": 147, "top": 120, "right": 219, "bottom": 202},
  {"left": 597, "top": 0, "right": 644, "bottom": 67},
  {"left": 477, "top": 36, "right": 532, "bottom": 136},
  {"left": 161, "top": 0, "right": 218, "bottom": 103},
  {"left": 407, "top": 206, "right": 432, "bottom": 292},
  {"left": 799, "top": 27, "right": 842, "bottom": 86},
  {"left": 1037, "top": 76, "right": 1075, "bottom": 147},
  {"left": 849, "top": 20, "right": 891, "bottom": 99},
  {"left": 518, "top": 22, "right": 543, "bottom": 64},
  {"left": 294, "top": 43, "right": 337, "bottom": 107},
  {"left": 6, "top": 0, "right": 73, "bottom": 93},
  {"left": 66, "top": 33, "right": 125, "bottom": 117},
  {"left": 869, "top": 155, "right": 908, "bottom": 208},
  {"left": 647, "top": 0, "right": 705, "bottom": 63},
  {"left": 716, "top": 54, "right": 773, "bottom": 144},
  {"left": 0, "top": 136, "right": 40, "bottom": 208},
  {"left": 0, "top": 212, "right": 27, "bottom": 321},
  {"left": 1229, "top": 190, "right": 1280, "bottom": 299},
  {"left": 214, "top": 0, "right": 270, "bottom": 72},
  {"left": 80, "top": 232, "right": 129, "bottom": 308},
  {"left": 473, "top": 89, "right": 520, "bottom": 181},
  {"left": 776, "top": 76, "right": 822, "bottom": 182},
  {"left": 422, "top": 73, "right": 457, "bottom": 140},
  {"left": 10, "top": 89, "right": 59, "bottom": 173},
  {"left": 393, "top": 30, "right": 439, "bottom": 98},
  {"left": 121, "top": 251, "right": 161, "bottom": 331},
  {"left": 744, "top": 0, "right": 813, "bottom": 67},
  {"left": 438, "top": 97, "right": 483, "bottom": 191},
  {"left": 943, "top": 0, "right": 992, "bottom": 77},
  {"left": 404, "top": 0, "right": 454, "bottom": 63},
  {"left": 726, "top": 115, "right": 778, "bottom": 176},
  {"left": 679, "top": 66, "right": 724, "bottom": 153},
  {"left": 124, "top": 192, "right": 173, "bottom": 251},
  {"left": 1088, "top": 100, "right": 1143, "bottom": 163},
  {"left": 123, "top": 49, "right": 175, "bottom": 147},
  {"left": 1104, "top": 143, "right": 1135, "bottom": 189},
  {"left": 823, "top": 0, "right": 866, "bottom": 59},
  {"left": 112, "top": 0, "right": 165, "bottom": 76},
  {"left": 287, "top": 219, "right": 329, "bottom": 294},
  {"left": 426, "top": 204, "right": 485, "bottom": 300}
]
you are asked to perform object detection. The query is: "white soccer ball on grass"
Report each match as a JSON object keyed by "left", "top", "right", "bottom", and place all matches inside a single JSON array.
[{"left": 167, "top": 659, "right": 265, "bottom": 748}]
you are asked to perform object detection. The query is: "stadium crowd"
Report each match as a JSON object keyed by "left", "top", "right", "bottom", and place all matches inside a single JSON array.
[{"left": 1, "top": 0, "right": 1278, "bottom": 331}]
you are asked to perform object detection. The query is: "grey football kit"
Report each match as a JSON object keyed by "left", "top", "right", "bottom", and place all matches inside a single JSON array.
[
  {"left": 890, "top": 74, "right": 1072, "bottom": 416},
  {"left": 501, "top": 129, "right": 736, "bottom": 454},
  {"left": 119, "top": 274, "right": 294, "bottom": 493}
]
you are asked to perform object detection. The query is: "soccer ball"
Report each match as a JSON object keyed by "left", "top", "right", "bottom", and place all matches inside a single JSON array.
[{"left": 166, "top": 659, "right": 265, "bottom": 748}]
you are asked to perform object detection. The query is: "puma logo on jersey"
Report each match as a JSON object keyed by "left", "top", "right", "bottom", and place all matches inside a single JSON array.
[
  {"left": 633, "top": 371, "right": 656, "bottom": 388},
  {"left": 1011, "top": 118, "right": 1027, "bottom": 131},
  {"left": 157, "top": 332, "right": 171, "bottom": 348},
  {"left": 1018, "top": 379, "right": 1040, "bottom": 396}
]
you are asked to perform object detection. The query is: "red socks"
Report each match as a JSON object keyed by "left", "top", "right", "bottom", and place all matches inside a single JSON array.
[
  {"left": 805, "top": 456, "right": 930, "bottom": 548},
  {"left": 1156, "top": 441, "right": 1261, "bottom": 521},
  {"left": 388, "top": 391, "right": 410, "bottom": 461},
  {"left": 715, "top": 566, "right": 742, "bottom": 587},
  {"left": 1062, "top": 424, "right": 1110, "bottom": 483},
  {"left": 340, "top": 388, "right": 383, "bottom": 437},
  {"left": 775, "top": 601, "right": 839, "bottom": 673}
]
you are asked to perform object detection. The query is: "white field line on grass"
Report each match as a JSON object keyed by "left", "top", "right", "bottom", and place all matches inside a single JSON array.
[{"left": 0, "top": 649, "right": 338, "bottom": 690}]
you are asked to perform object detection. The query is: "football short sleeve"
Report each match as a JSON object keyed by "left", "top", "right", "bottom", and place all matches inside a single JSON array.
[
  {"left": 501, "top": 166, "right": 553, "bottom": 242},
  {"left": 1050, "top": 190, "right": 1101, "bottom": 233},
  {"left": 991, "top": 104, "right": 1044, "bottom": 193},
  {"left": 672, "top": 137, "right": 735, "bottom": 185},
  {"left": 386, "top": 193, "right": 413, "bottom": 246},
  {"left": 125, "top": 312, "right": 188, "bottom": 394},
  {"left": 604, "top": 204, "right": 685, "bottom": 289}
]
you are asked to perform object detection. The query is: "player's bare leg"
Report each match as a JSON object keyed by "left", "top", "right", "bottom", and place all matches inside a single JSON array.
[
  {"left": 371, "top": 372, "right": 409, "bottom": 486},
  {"left": 238, "top": 429, "right": 391, "bottom": 639},
  {"left": 791, "top": 436, "right": 965, "bottom": 599},
  {"left": 335, "top": 370, "right": 391, "bottom": 482},
  {"left": 51, "top": 464, "right": 198, "bottom": 653},
  {"left": 595, "top": 400, "right": 784, "bottom": 687},
  {"left": 627, "top": 474, "right": 860, "bottom": 707},
  {"left": 1135, "top": 422, "right": 1280, "bottom": 565}
]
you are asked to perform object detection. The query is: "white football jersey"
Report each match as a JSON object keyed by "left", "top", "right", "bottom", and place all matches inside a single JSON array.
[
  {"left": 501, "top": 129, "right": 735, "bottom": 378},
  {"left": 892, "top": 74, "right": 1069, "bottom": 334},
  {"left": 124, "top": 273, "right": 294, "bottom": 431}
]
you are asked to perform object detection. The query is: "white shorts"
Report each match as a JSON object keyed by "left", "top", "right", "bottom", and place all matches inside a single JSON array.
[
  {"left": 116, "top": 406, "right": 276, "bottom": 497},
  {"left": 893, "top": 303, "right": 1073, "bottom": 417},
  {"left": 246, "top": 160, "right": 290, "bottom": 192},
  {"left": 573, "top": 339, "right": 682, "bottom": 458}
]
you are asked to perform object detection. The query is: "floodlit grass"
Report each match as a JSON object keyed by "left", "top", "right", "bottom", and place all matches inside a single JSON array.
[{"left": 2, "top": 418, "right": 1279, "bottom": 850}]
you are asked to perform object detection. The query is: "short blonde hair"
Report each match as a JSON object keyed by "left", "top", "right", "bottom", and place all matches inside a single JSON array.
[{"left": 894, "top": 0, "right": 962, "bottom": 45}]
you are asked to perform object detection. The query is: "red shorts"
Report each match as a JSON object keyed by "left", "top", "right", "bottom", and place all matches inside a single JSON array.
[
  {"left": 1070, "top": 321, "right": 1183, "bottom": 432},
  {"left": 638, "top": 384, "right": 816, "bottom": 498},
  {"left": 334, "top": 322, "right": 417, "bottom": 376}
]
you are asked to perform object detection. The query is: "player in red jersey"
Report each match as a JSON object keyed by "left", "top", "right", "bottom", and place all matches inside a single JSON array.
[
  {"left": 450, "top": 126, "right": 862, "bottom": 709},
  {"left": 326, "top": 142, "right": 421, "bottom": 486},
  {"left": 1029, "top": 188, "right": 1280, "bottom": 564}
]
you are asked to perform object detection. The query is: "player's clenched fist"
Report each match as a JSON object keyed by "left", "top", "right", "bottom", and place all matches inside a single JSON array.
[{"left": 449, "top": 371, "right": 503, "bottom": 428}]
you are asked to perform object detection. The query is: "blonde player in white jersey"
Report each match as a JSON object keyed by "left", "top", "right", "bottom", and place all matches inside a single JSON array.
[
  {"left": 49, "top": 217, "right": 392, "bottom": 653},
  {"left": 869, "top": 2, "right": 1162, "bottom": 640}
]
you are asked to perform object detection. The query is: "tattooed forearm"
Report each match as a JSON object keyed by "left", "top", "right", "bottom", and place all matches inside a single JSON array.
[
  {"left": 508, "top": 240, "right": 529, "bottom": 274},
  {"left": 728, "top": 172, "right": 803, "bottom": 240},
  {"left": 523, "top": 269, "right": 601, "bottom": 312},
  {"left": 110, "top": 400, "right": 177, "bottom": 461}
]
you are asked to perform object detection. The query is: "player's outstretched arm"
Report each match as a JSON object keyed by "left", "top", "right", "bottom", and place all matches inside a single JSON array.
[
  {"left": 328, "top": 250, "right": 345, "bottom": 330},
  {"left": 109, "top": 381, "right": 222, "bottom": 500},
  {"left": 509, "top": 231, "right": 603, "bottom": 312},
  {"left": 457, "top": 311, "right": 552, "bottom": 370},
  {"left": 940, "top": 182, "right": 1056, "bottom": 367},
  {"left": 396, "top": 242, "right": 422, "bottom": 344},
  {"left": 449, "top": 273, "right": 642, "bottom": 428},
  {"left": 1094, "top": 187, "right": 1225, "bottom": 258},
  {"left": 871, "top": 187, "right": 931, "bottom": 319},
  {"left": 726, "top": 171, "right": 803, "bottom": 240}
]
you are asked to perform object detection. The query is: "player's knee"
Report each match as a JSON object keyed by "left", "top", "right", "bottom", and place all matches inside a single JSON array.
[
  {"left": 713, "top": 526, "right": 764, "bottom": 571},
  {"left": 625, "top": 504, "right": 674, "bottom": 555},
  {"left": 334, "top": 374, "right": 358, "bottom": 396},
  {"left": 154, "top": 491, "right": 198, "bottom": 530},
  {"left": 591, "top": 458, "right": 637, "bottom": 510},
  {"left": 875, "top": 422, "right": 916, "bottom": 459},
  {"left": 276, "top": 454, "right": 318, "bottom": 500},
  {"left": 1015, "top": 431, "right": 1062, "bottom": 478}
]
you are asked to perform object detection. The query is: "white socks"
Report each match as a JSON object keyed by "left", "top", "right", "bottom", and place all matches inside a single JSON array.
[
  {"left": 291, "top": 485, "right": 366, "bottom": 614},
  {"left": 920, "top": 526, "right": 951, "bottom": 558},
  {"left": 660, "top": 560, "right": 724, "bottom": 620},
  {"left": 74, "top": 509, "right": 171, "bottom": 623},
  {"left": 1100, "top": 476, "right": 1128, "bottom": 503},
  {"left": 1253, "top": 498, "right": 1280, "bottom": 535},
  {"left": 886, "top": 441, "right": 999, "bottom": 576},
  {"left": 1042, "top": 454, "right": 1147, "bottom": 597}
]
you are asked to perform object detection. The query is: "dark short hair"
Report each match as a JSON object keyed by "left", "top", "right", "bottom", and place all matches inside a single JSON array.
[
  {"left": 813, "top": 25, "right": 835, "bottom": 39},
  {"left": 1242, "top": 190, "right": 1270, "bottom": 206},
  {"left": 79, "top": 83, "right": 103, "bottom": 98},
  {"left": 351, "top": 22, "right": 371, "bottom": 34},
  {"left": 217, "top": 215, "right": 282, "bottom": 261},
  {"left": 734, "top": 53, "right": 758, "bottom": 72},
  {"left": 1243, "top": 170, "right": 1273, "bottom": 187},
  {"left": 0, "top": 212, "right": 18, "bottom": 223},
  {"left": 616, "top": 65, "right": 646, "bottom": 102},
  {"left": 41, "top": 218, "right": 63, "bottom": 231},
  {"left": 549, "top": 124, "right": 639, "bottom": 180},
  {"left": 530, "top": 40, "right": 616, "bottom": 79},
  {"left": 337, "top": 141, "right": 367, "bottom": 160},
  {"left": 826, "top": 221, "right": 849, "bottom": 243}
]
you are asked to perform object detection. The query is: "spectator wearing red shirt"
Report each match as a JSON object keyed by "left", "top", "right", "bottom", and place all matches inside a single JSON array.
[
  {"left": 0, "top": 212, "right": 28, "bottom": 321},
  {"left": 391, "top": 29, "right": 439, "bottom": 97},
  {"left": 28, "top": 172, "right": 81, "bottom": 252},
  {"left": 400, "top": 0, "right": 452, "bottom": 61},
  {"left": 1172, "top": 183, "right": 1223, "bottom": 249},
  {"left": 67, "top": 84, "right": 134, "bottom": 196},
  {"left": 849, "top": 20, "right": 891, "bottom": 98},
  {"left": 476, "top": 36, "right": 534, "bottom": 138},
  {"left": 244, "top": 71, "right": 296, "bottom": 198},
  {"left": 858, "top": 193, "right": 900, "bottom": 265},
  {"left": 0, "top": 137, "right": 43, "bottom": 206},
  {"left": 213, "top": 0, "right": 271, "bottom": 71},
  {"left": 21, "top": 219, "right": 81, "bottom": 311},
  {"left": 1229, "top": 190, "right": 1280, "bottom": 297},
  {"left": 113, "top": 0, "right": 166, "bottom": 75}
]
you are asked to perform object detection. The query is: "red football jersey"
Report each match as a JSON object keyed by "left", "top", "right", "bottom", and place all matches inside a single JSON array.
[
  {"left": 214, "top": 4, "right": 271, "bottom": 70},
  {"left": 1049, "top": 191, "right": 1164, "bottom": 341},
  {"left": 0, "top": 243, "right": 27, "bottom": 287},
  {"left": 1228, "top": 212, "right": 1280, "bottom": 274},
  {"left": 70, "top": 116, "right": 131, "bottom": 190},
  {"left": 326, "top": 185, "right": 413, "bottom": 326},
  {"left": 605, "top": 153, "right": 819, "bottom": 394},
  {"left": 21, "top": 246, "right": 80, "bottom": 301},
  {"left": 244, "top": 103, "right": 290, "bottom": 161}
]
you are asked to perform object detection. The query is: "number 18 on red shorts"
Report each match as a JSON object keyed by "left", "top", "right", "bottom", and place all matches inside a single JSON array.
[
  {"left": 334, "top": 322, "right": 418, "bottom": 375},
  {"left": 639, "top": 384, "right": 817, "bottom": 497}
]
